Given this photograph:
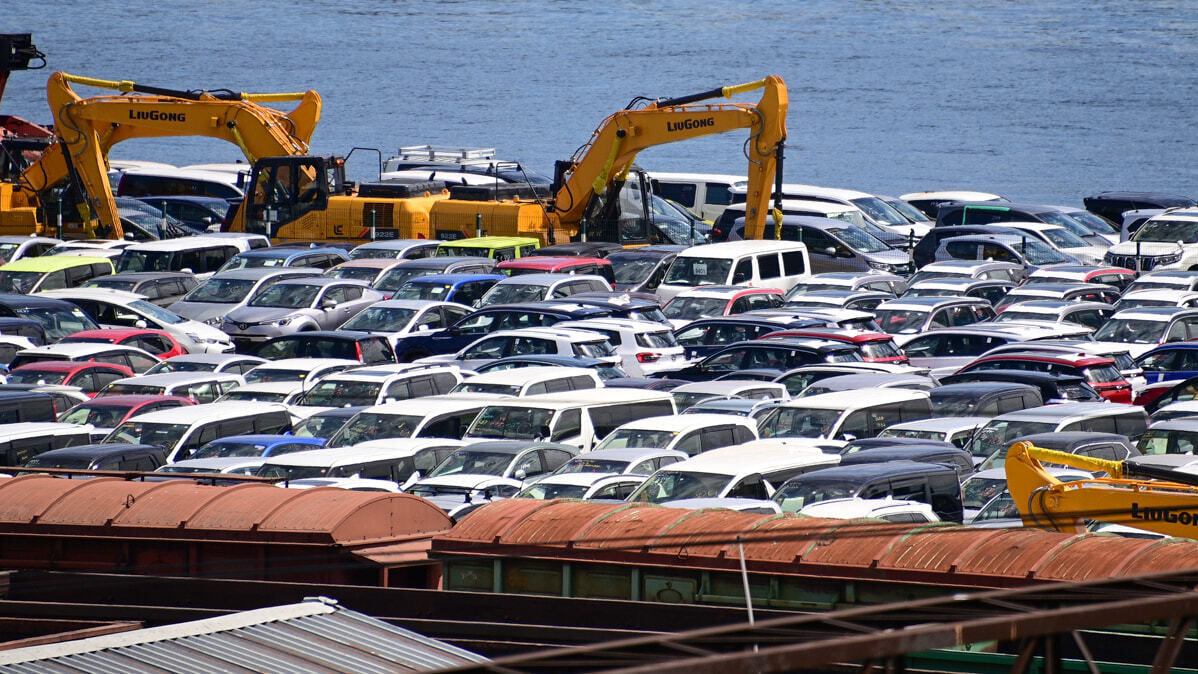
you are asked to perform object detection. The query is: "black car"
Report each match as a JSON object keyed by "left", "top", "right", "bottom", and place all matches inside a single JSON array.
[
  {"left": 928, "top": 382, "right": 1044, "bottom": 417},
  {"left": 666, "top": 338, "right": 863, "bottom": 382},
  {"left": 937, "top": 370, "right": 1103, "bottom": 404},
  {"left": 772, "top": 460, "right": 965, "bottom": 522},
  {"left": 22, "top": 443, "right": 165, "bottom": 472},
  {"left": 607, "top": 248, "right": 681, "bottom": 293},
  {"left": 393, "top": 301, "right": 616, "bottom": 362},
  {"left": 0, "top": 293, "right": 100, "bottom": 342},
  {"left": 1084, "top": 191, "right": 1197, "bottom": 226},
  {"left": 134, "top": 196, "right": 232, "bottom": 232},
  {"left": 82, "top": 271, "right": 199, "bottom": 307},
  {"left": 251, "top": 331, "right": 396, "bottom": 364},
  {"left": 837, "top": 444, "right": 974, "bottom": 478},
  {"left": 673, "top": 316, "right": 828, "bottom": 360},
  {"left": 0, "top": 316, "right": 48, "bottom": 346}
]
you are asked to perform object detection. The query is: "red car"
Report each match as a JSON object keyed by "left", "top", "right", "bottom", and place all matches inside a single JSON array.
[
  {"left": 495, "top": 256, "right": 615, "bottom": 284},
  {"left": 59, "top": 328, "right": 188, "bottom": 360},
  {"left": 956, "top": 352, "right": 1132, "bottom": 404},
  {"left": 56, "top": 393, "right": 196, "bottom": 428},
  {"left": 5, "top": 361, "right": 134, "bottom": 397},
  {"left": 757, "top": 328, "right": 908, "bottom": 364}
]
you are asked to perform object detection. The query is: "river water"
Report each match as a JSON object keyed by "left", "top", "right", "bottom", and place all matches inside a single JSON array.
[{"left": 5, "top": 0, "right": 1197, "bottom": 204}]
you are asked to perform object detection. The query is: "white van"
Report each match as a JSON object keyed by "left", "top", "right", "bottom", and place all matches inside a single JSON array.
[
  {"left": 590, "top": 413, "right": 757, "bottom": 457},
  {"left": 657, "top": 240, "right": 812, "bottom": 302},
  {"left": 462, "top": 388, "right": 677, "bottom": 451},
  {"left": 113, "top": 236, "right": 259, "bottom": 280},
  {"left": 116, "top": 167, "right": 247, "bottom": 201},
  {"left": 255, "top": 438, "right": 465, "bottom": 486},
  {"left": 729, "top": 183, "right": 929, "bottom": 239},
  {"left": 324, "top": 397, "right": 490, "bottom": 446},
  {"left": 627, "top": 439, "right": 840, "bottom": 503},
  {"left": 649, "top": 172, "right": 748, "bottom": 221},
  {"left": 104, "top": 401, "right": 293, "bottom": 463},
  {"left": 451, "top": 366, "right": 602, "bottom": 398},
  {"left": 0, "top": 422, "right": 94, "bottom": 466},
  {"left": 758, "top": 389, "right": 934, "bottom": 441}
]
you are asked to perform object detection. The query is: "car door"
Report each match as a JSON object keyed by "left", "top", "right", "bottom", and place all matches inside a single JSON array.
[
  {"left": 458, "top": 336, "right": 513, "bottom": 369},
  {"left": 315, "top": 286, "right": 350, "bottom": 328},
  {"left": 800, "top": 227, "right": 841, "bottom": 274}
]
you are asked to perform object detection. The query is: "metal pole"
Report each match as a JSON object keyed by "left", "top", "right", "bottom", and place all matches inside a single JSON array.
[
  {"left": 737, "top": 535, "right": 755, "bottom": 627},
  {"left": 370, "top": 209, "right": 376, "bottom": 241},
  {"left": 476, "top": 213, "right": 483, "bottom": 239},
  {"left": 56, "top": 195, "right": 63, "bottom": 239}
]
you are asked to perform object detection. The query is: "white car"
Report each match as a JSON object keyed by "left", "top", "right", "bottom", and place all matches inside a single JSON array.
[
  {"left": 553, "top": 318, "right": 686, "bottom": 377},
  {"left": 336, "top": 299, "right": 472, "bottom": 352},
  {"left": 37, "top": 288, "right": 233, "bottom": 354},
  {"left": 1103, "top": 208, "right": 1198, "bottom": 273},
  {"left": 799, "top": 496, "right": 939, "bottom": 522},
  {"left": 415, "top": 327, "right": 619, "bottom": 371}
]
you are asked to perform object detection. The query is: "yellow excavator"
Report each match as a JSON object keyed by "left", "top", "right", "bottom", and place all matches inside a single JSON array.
[
  {"left": 0, "top": 71, "right": 320, "bottom": 239},
  {"left": 1006, "top": 440, "right": 1198, "bottom": 538},
  {"left": 228, "top": 75, "right": 789, "bottom": 246}
]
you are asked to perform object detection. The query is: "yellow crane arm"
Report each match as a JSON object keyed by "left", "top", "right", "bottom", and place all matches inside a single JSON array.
[
  {"left": 553, "top": 76, "right": 787, "bottom": 238},
  {"left": 1005, "top": 441, "right": 1198, "bottom": 537},
  {"left": 26, "top": 71, "right": 321, "bottom": 238}
]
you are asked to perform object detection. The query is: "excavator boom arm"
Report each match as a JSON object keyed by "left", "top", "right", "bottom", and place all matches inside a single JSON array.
[{"left": 553, "top": 76, "right": 787, "bottom": 239}]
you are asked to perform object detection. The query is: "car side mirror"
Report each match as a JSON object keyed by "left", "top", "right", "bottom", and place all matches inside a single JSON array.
[
  {"left": 321, "top": 298, "right": 337, "bottom": 309},
  {"left": 733, "top": 272, "right": 747, "bottom": 284},
  {"left": 840, "top": 433, "right": 857, "bottom": 441},
  {"left": 514, "top": 468, "right": 527, "bottom": 480},
  {"left": 180, "top": 267, "right": 193, "bottom": 274},
  {"left": 824, "top": 247, "right": 837, "bottom": 257},
  {"left": 134, "top": 319, "right": 148, "bottom": 329},
  {"left": 416, "top": 323, "right": 431, "bottom": 331}
]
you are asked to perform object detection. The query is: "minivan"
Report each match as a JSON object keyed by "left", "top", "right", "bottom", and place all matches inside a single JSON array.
[
  {"left": 0, "top": 389, "right": 57, "bottom": 423},
  {"left": 116, "top": 167, "right": 247, "bottom": 201},
  {"left": 967, "top": 403, "right": 1149, "bottom": 467},
  {"left": 758, "top": 389, "right": 933, "bottom": 441},
  {"left": 0, "top": 422, "right": 94, "bottom": 466},
  {"left": 324, "top": 397, "right": 490, "bottom": 446},
  {"left": 658, "top": 240, "right": 811, "bottom": 302},
  {"left": 103, "top": 401, "right": 293, "bottom": 463},
  {"left": 589, "top": 413, "right": 758, "bottom": 457},
  {"left": 649, "top": 171, "right": 747, "bottom": 221},
  {"left": 730, "top": 216, "right": 912, "bottom": 275},
  {"left": 255, "top": 438, "right": 465, "bottom": 486},
  {"left": 462, "top": 388, "right": 677, "bottom": 451},
  {"left": 23, "top": 443, "right": 165, "bottom": 472},
  {"left": 0, "top": 256, "right": 113, "bottom": 294},
  {"left": 434, "top": 236, "right": 540, "bottom": 262},
  {"left": 771, "top": 460, "right": 964, "bottom": 522},
  {"left": 114, "top": 237, "right": 253, "bottom": 280},
  {"left": 627, "top": 439, "right": 840, "bottom": 503}
]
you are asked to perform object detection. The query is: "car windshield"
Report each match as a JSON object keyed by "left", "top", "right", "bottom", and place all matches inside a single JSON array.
[
  {"left": 479, "top": 283, "right": 548, "bottom": 307},
  {"left": 1133, "top": 219, "right": 1198, "bottom": 243},
  {"left": 58, "top": 404, "right": 133, "bottom": 427},
  {"left": 220, "top": 255, "right": 288, "bottom": 271},
  {"left": 1113, "top": 299, "right": 1174, "bottom": 312},
  {"left": 1137, "top": 429, "right": 1198, "bottom": 455},
  {"left": 594, "top": 429, "right": 676, "bottom": 450},
  {"left": 574, "top": 340, "right": 614, "bottom": 358},
  {"left": 610, "top": 256, "right": 661, "bottom": 285},
  {"left": 962, "top": 476, "right": 1007, "bottom": 509},
  {"left": 758, "top": 407, "right": 843, "bottom": 438},
  {"left": 886, "top": 198, "right": 931, "bottom": 223},
  {"left": 874, "top": 309, "right": 929, "bottom": 334},
  {"left": 787, "top": 283, "right": 850, "bottom": 295},
  {"left": 0, "top": 271, "right": 44, "bottom": 294},
  {"left": 1092, "top": 318, "right": 1165, "bottom": 344},
  {"left": 101, "top": 383, "right": 164, "bottom": 396},
  {"left": 1065, "top": 210, "right": 1118, "bottom": 235},
  {"left": 291, "top": 413, "right": 349, "bottom": 439},
  {"left": 351, "top": 248, "right": 405, "bottom": 260},
  {"left": 221, "top": 390, "right": 288, "bottom": 402},
  {"left": 6, "top": 369, "right": 68, "bottom": 385},
  {"left": 300, "top": 380, "right": 382, "bottom": 407},
  {"left": 107, "top": 421, "right": 189, "bottom": 449},
  {"left": 829, "top": 227, "right": 891, "bottom": 253},
  {"left": 254, "top": 338, "right": 360, "bottom": 360},
  {"left": 24, "top": 455, "right": 94, "bottom": 469},
  {"left": 437, "top": 246, "right": 492, "bottom": 258},
  {"left": 453, "top": 382, "right": 522, "bottom": 395},
  {"left": 0, "top": 243, "right": 20, "bottom": 264},
  {"left": 327, "top": 266, "right": 383, "bottom": 282},
  {"left": 15, "top": 306, "right": 98, "bottom": 341},
  {"left": 556, "top": 458, "right": 631, "bottom": 474},
  {"left": 374, "top": 267, "right": 434, "bottom": 291},
  {"left": 664, "top": 297, "right": 728, "bottom": 320},
  {"left": 428, "top": 450, "right": 518, "bottom": 478},
  {"left": 256, "top": 463, "right": 329, "bottom": 480},
  {"left": 1037, "top": 211, "right": 1100, "bottom": 239},
  {"left": 244, "top": 367, "right": 310, "bottom": 384},
  {"left": 629, "top": 470, "right": 729, "bottom": 503},
  {"left": 145, "top": 360, "right": 217, "bottom": 375},
  {"left": 664, "top": 257, "right": 732, "bottom": 286},
  {"left": 1017, "top": 239, "right": 1071, "bottom": 265},
  {"left": 394, "top": 282, "right": 453, "bottom": 301},
  {"left": 516, "top": 483, "right": 590, "bottom": 499},
  {"left": 193, "top": 441, "right": 269, "bottom": 459},
  {"left": 975, "top": 494, "right": 1021, "bottom": 521},
  {"left": 184, "top": 278, "right": 257, "bottom": 304},
  {"left": 993, "top": 310, "right": 1056, "bottom": 322},
  {"left": 327, "top": 412, "right": 422, "bottom": 445},
  {"left": 85, "top": 278, "right": 137, "bottom": 292},
  {"left": 849, "top": 197, "right": 909, "bottom": 226},
  {"left": 880, "top": 428, "right": 944, "bottom": 442},
  {"left": 1039, "top": 228, "right": 1089, "bottom": 249},
  {"left": 931, "top": 391, "right": 987, "bottom": 416},
  {"left": 772, "top": 479, "right": 857, "bottom": 512},
  {"left": 116, "top": 250, "right": 173, "bottom": 273},
  {"left": 906, "top": 270, "right": 965, "bottom": 285},
  {"left": 468, "top": 406, "right": 555, "bottom": 439},
  {"left": 340, "top": 307, "right": 416, "bottom": 331},
  {"left": 131, "top": 299, "right": 185, "bottom": 325},
  {"left": 971, "top": 420, "right": 1056, "bottom": 464},
  {"left": 249, "top": 284, "right": 319, "bottom": 308}
]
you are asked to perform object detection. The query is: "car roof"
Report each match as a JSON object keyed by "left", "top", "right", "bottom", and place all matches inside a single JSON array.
[
  {"left": 609, "top": 413, "right": 756, "bottom": 433},
  {"left": 265, "top": 438, "right": 468, "bottom": 466},
  {"left": 993, "top": 403, "right": 1141, "bottom": 421},
  {"left": 0, "top": 256, "right": 111, "bottom": 271},
  {"left": 28, "top": 443, "right": 161, "bottom": 460},
  {"left": 777, "top": 388, "right": 930, "bottom": 409},
  {"left": 568, "top": 447, "right": 688, "bottom": 462},
  {"left": 787, "top": 460, "right": 955, "bottom": 484},
  {"left": 405, "top": 273, "right": 504, "bottom": 284},
  {"left": 122, "top": 401, "right": 289, "bottom": 424},
  {"left": 19, "top": 343, "right": 151, "bottom": 357},
  {"left": 876, "top": 297, "right": 988, "bottom": 310},
  {"left": 675, "top": 241, "right": 808, "bottom": 257},
  {"left": 11, "top": 360, "right": 126, "bottom": 373},
  {"left": 110, "top": 372, "right": 243, "bottom": 386}
]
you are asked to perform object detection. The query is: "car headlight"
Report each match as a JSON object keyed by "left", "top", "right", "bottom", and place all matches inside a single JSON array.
[
  {"left": 184, "top": 332, "right": 202, "bottom": 343},
  {"left": 272, "top": 315, "right": 298, "bottom": 327},
  {"left": 203, "top": 317, "right": 222, "bottom": 326},
  {"left": 1159, "top": 252, "right": 1183, "bottom": 265}
]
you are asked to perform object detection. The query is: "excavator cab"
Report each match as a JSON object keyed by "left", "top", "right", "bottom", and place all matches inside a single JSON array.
[{"left": 243, "top": 155, "right": 342, "bottom": 238}]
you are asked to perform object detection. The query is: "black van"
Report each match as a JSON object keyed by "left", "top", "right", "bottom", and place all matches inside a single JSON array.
[
  {"left": 928, "top": 382, "right": 1044, "bottom": 417},
  {"left": 839, "top": 445, "right": 974, "bottom": 478},
  {"left": 772, "top": 460, "right": 964, "bottom": 522},
  {"left": 0, "top": 390, "right": 57, "bottom": 423},
  {"left": 0, "top": 317, "right": 47, "bottom": 346},
  {"left": 0, "top": 294, "right": 100, "bottom": 342},
  {"left": 23, "top": 443, "right": 165, "bottom": 472}
]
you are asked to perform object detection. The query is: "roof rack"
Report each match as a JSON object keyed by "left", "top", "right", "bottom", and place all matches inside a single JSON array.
[{"left": 395, "top": 146, "right": 497, "bottom": 163}]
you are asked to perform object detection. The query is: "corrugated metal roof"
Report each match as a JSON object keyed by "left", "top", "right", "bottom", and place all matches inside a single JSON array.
[
  {"left": 436, "top": 500, "right": 1198, "bottom": 586},
  {"left": 0, "top": 475, "right": 452, "bottom": 544},
  {"left": 0, "top": 597, "right": 488, "bottom": 672}
]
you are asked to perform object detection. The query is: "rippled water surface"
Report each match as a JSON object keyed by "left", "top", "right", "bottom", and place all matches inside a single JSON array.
[{"left": 6, "top": 1, "right": 1197, "bottom": 203}]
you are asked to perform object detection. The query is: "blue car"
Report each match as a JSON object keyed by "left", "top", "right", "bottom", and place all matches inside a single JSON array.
[
  {"left": 1136, "top": 344, "right": 1198, "bottom": 384},
  {"left": 391, "top": 273, "right": 504, "bottom": 306},
  {"left": 189, "top": 434, "right": 327, "bottom": 460}
]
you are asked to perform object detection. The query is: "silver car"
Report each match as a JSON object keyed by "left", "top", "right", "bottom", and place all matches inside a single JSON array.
[
  {"left": 219, "top": 277, "right": 383, "bottom": 350},
  {"left": 168, "top": 267, "right": 323, "bottom": 325}
]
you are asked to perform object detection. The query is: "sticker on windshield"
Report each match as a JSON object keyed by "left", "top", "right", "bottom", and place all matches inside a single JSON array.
[{"left": 693, "top": 262, "right": 707, "bottom": 276}]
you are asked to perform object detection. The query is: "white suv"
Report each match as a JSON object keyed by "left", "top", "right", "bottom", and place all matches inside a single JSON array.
[
  {"left": 554, "top": 318, "right": 686, "bottom": 377},
  {"left": 1103, "top": 208, "right": 1198, "bottom": 273}
]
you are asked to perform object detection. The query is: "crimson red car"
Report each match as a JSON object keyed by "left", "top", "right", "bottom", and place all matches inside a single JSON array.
[
  {"left": 5, "top": 361, "right": 134, "bottom": 397},
  {"left": 59, "top": 328, "right": 188, "bottom": 360},
  {"left": 56, "top": 394, "right": 196, "bottom": 428},
  {"left": 955, "top": 352, "right": 1132, "bottom": 404},
  {"left": 757, "top": 328, "right": 908, "bottom": 364},
  {"left": 495, "top": 256, "right": 615, "bottom": 284}
]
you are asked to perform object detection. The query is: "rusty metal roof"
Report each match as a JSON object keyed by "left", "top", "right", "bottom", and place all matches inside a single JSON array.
[
  {"left": 0, "top": 475, "right": 452, "bottom": 544},
  {"left": 0, "top": 596, "right": 488, "bottom": 672},
  {"left": 436, "top": 500, "right": 1198, "bottom": 586}
]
